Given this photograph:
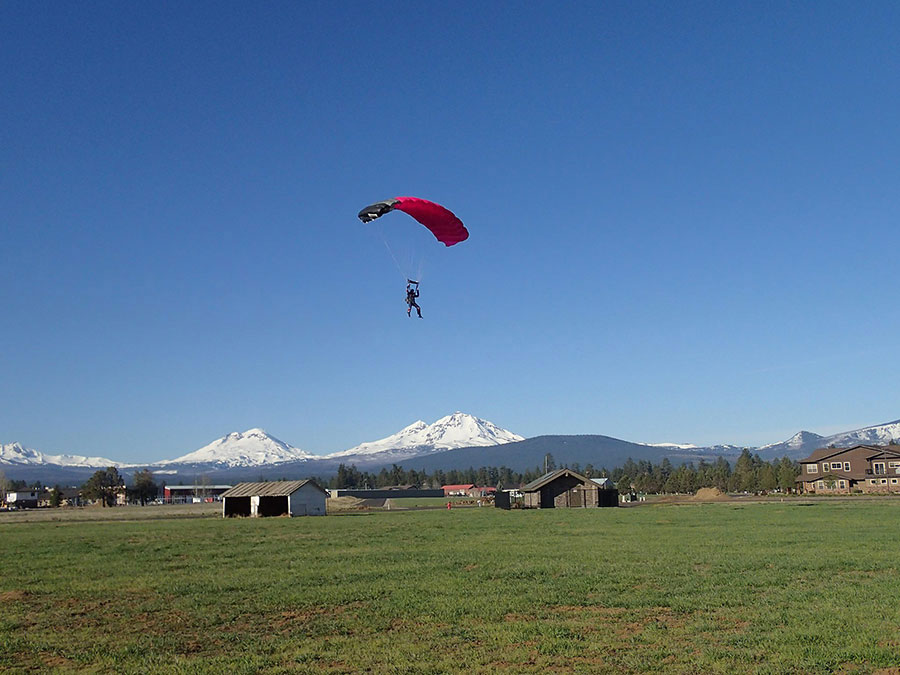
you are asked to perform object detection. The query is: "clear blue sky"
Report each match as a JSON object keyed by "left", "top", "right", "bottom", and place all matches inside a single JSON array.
[{"left": 2, "top": 1, "right": 899, "bottom": 462}]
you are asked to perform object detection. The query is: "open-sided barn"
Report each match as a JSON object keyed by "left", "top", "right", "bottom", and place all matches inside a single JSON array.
[
  {"left": 521, "top": 469, "right": 618, "bottom": 508},
  {"left": 222, "top": 480, "right": 326, "bottom": 517}
]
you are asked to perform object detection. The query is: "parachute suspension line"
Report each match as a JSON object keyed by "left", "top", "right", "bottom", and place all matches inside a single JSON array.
[{"left": 374, "top": 223, "right": 407, "bottom": 282}]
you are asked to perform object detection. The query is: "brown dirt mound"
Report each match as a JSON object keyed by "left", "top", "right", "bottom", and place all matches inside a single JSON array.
[{"left": 692, "top": 487, "right": 731, "bottom": 501}]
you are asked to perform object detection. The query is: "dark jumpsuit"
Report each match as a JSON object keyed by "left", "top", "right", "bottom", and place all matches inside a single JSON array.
[{"left": 406, "top": 287, "right": 421, "bottom": 317}]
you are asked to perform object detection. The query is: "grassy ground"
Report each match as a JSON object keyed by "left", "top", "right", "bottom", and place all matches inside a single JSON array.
[{"left": 2, "top": 501, "right": 900, "bottom": 674}]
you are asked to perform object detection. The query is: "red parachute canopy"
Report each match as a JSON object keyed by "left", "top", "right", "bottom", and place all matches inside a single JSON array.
[{"left": 357, "top": 196, "right": 468, "bottom": 247}]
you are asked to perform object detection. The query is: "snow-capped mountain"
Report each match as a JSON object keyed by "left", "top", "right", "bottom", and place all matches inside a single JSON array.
[
  {"left": 757, "top": 421, "right": 900, "bottom": 460},
  {"left": 156, "top": 429, "right": 315, "bottom": 468},
  {"left": 821, "top": 419, "right": 900, "bottom": 449},
  {"left": 640, "top": 441, "right": 743, "bottom": 455},
  {"left": 324, "top": 412, "right": 525, "bottom": 463},
  {"left": 5, "top": 415, "right": 900, "bottom": 480},
  {"left": 0, "top": 442, "right": 119, "bottom": 468},
  {"left": 756, "top": 431, "right": 826, "bottom": 459}
]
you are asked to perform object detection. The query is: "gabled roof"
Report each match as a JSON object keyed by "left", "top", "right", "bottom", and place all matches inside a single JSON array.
[
  {"left": 800, "top": 445, "right": 900, "bottom": 463},
  {"left": 221, "top": 480, "right": 325, "bottom": 498},
  {"left": 866, "top": 445, "right": 900, "bottom": 459},
  {"left": 522, "top": 468, "right": 592, "bottom": 492}
]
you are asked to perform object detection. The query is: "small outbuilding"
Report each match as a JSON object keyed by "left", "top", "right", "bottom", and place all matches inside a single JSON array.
[
  {"left": 5, "top": 490, "right": 40, "bottom": 509},
  {"left": 222, "top": 480, "right": 327, "bottom": 517},
  {"left": 521, "top": 469, "right": 618, "bottom": 508}
]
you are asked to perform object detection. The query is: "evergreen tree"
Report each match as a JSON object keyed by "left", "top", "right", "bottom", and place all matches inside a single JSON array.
[
  {"left": 131, "top": 469, "right": 159, "bottom": 505},
  {"left": 82, "top": 467, "right": 123, "bottom": 507},
  {"left": 758, "top": 464, "right": 777, "bottom": 492},
  {"left": 776, "top": 457, "right": 799, "bottom": 492}
]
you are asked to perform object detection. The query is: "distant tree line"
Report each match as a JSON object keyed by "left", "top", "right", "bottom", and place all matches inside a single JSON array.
[
  {"left": 610, "top": 451, "right": 799, "bottom": 494},
  {"left": 328, "top": 449, "right": 800, "bottom": 494},
  {"left": 329, "top": 463, "right": 551, "bottom": 491},
  {"left": 1, "top": 467, "right": 160, "bottom": 507}
]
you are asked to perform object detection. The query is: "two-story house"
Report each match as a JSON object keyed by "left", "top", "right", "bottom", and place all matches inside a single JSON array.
[{"left": 796, "top": 445, "right": 900, "bottom": 494}]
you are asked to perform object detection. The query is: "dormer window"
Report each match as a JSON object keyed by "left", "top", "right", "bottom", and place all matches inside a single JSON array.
[
  {"left": 808, "top": 464, "right": 818, "bottom": 474},
  {"left": 844, "top": 462, "right": 851, "bottom": 471},
  {"left": 831, "top": 462, "right": 843, "bottom": 470}
]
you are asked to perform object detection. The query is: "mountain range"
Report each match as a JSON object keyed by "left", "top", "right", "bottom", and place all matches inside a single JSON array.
[{"left": 3, "top": 413, "right": 899, "bottom": 483}]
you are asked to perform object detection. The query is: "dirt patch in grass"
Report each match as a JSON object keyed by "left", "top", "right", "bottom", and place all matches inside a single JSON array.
[
  {"left": 0, "top": 590, "right": 29, "bottom": 603},
  {"left": 504, "top": 612, "right": 537, "bottom": 622},
  {"left": 41, "top": 653, "right": 75, "bottom": 668},
  {"left": 272, "top": 607, "right": 333, "bottom": 629},
  {"left": 547, "top": 604, "right": 694, "bottom": 643},
  {"left": 713, "top": 614, "right": 749, "bottom": 633}
]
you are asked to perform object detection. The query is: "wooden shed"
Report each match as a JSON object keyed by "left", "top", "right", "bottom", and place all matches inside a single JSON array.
[
  {"left": 222, "top": 480, "right": 327, "bottom": 517},
  {"left": 521, "top": 469, "right": 618, "bottom": 508}
]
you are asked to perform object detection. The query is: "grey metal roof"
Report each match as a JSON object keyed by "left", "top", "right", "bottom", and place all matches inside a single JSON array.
[{"left": 221, "top": 480, "right": 324, "bottom": 498}]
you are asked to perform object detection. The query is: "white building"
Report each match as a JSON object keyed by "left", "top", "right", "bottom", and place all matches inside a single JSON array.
[
  {"left": 6, "top": 490, "right": 40, "bottom": 508},
  {"left": 221, "top": 480, "right": 327, "bottom": 517}
]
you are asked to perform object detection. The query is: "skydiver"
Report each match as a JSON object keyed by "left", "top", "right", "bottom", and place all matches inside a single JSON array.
[{"left": 406, "top": 280, "right": 422, "bottom": 318}]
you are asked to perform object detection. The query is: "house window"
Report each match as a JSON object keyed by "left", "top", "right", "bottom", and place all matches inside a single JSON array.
[
  {"left": 870, "top": 479, "right": 877, "bottom": 485},
  {"left": 808, "top": 464, "right": 818, "bottom": 474},
  {"left": 831, "top": 462, "right": 843, "bottom": 470},
  {"left": 889, "top": 462, "right": 900, "bottom": 473},
  {"left": 874, "top": 462, "right": 886, "bottom": 475},
  {"left": 839, "top": 480, "right": 846, "bottom": 488},
  {"left": 844, "top": 462, "right": 851, "bottom": 471},
  {"left": 817, "top": 481, "right": 824, "bottom": 490},
  {"left": 822, "top": 463, "right": 829, "bottom": 472},
  {"left": 881, "top": 479, "right": 888, "bottom": 484},
  {"left": 891, "top": 479, "right": 898, "bottom": 485}
]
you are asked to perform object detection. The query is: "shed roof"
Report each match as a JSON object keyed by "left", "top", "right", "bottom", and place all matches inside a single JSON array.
[
  {"left": 522, "top": 468, "right": 592, "bottom": 492},
  {"left": 221, "top": 480, "right": 325, "bottom": 498}
]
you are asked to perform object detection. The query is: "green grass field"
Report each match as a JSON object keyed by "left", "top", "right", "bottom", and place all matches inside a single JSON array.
[{"left": 2, "top": 501, "right": 900, "bottom": 674}]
